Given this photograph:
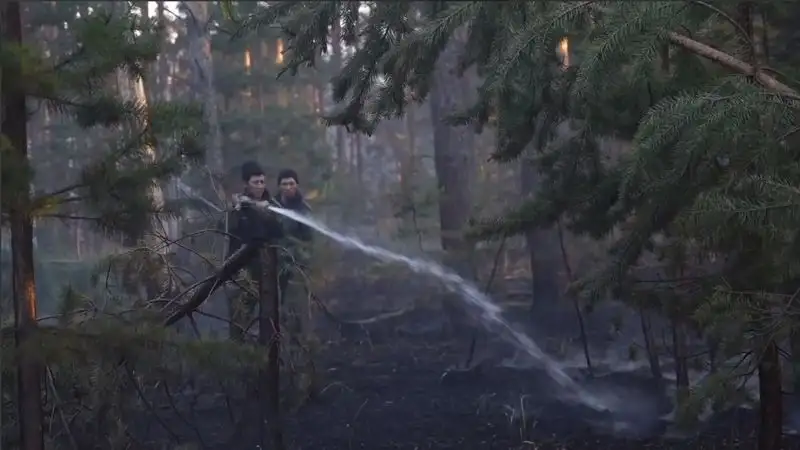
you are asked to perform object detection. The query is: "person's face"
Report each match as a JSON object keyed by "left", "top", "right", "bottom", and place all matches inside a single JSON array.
[
  {"left": 279, "top": 177, "right": 298, "bottom": 198},
  {"left": 245, "top": 174, "right": 266, "bottom": 197}
]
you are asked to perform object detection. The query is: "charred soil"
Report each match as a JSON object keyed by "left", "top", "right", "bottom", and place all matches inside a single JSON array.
[{"left": 138, "top": 303, "right": 800, "bottom": 450}]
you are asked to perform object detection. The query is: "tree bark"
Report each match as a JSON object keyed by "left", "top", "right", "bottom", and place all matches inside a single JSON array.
[
  {"left": 164, "top": 243, "right": 261, "bottom": 326},
  {"left": 640, "top": 309, "right": 663, "bottom": 382},
  {"left": 521, "top": 151, "right": 562, "bottom": 310},
  {"left": 666, "top": 31, "right": 797, "bottom": 98},
  {"left": 330, "top": 20, "right": 346, "bottom": 174},
  {"left": 792, "top": 331, "right": 800, "bottom": 393},
  {"left": 429, "top": 34, "right": 475, "bottom": 274},
  {"left": 521, "top": 116, "right": 564, "bottom": 311},
  {"left": 2, "top": 3, "right": 45, "bottom": 450},
  {"left": 758, "top": 340, "right": 783, "bottom": 450},
  {"left": 185, "top": 1, "right": 224, "bottom": 178},
  {"left": 354, "top": 132, "right": 363, "bottom": 189},
  {"left": 116, "top": 59, "right": 170, "bottom": 295},
  {"left": 428, "top": 23, "right": 476, "bottom": 335},
  {"left": 671, "top": 319, "right": 690, "bottom": 402},
  {"left": 258, "top": 246, "right": 284, "bottom": 450},
  {"left": 155, "top": 0, "right": 181, "bottom": 247}
]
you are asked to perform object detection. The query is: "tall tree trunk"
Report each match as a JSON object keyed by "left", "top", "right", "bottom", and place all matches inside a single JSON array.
[
  {"left": 671, "top": 319, "right": 689, "bottom": 402},
  {"left": 791, "top": 331, "right": 800, "bottom": 392},
  {"left": 116, "top": 72, "right": 166, "bottom": 244},
  {"left": 330, "top": 20, "right": 346, "bottom": 173},
  {"left": 258, "top": 246, "right": 284, "bottom": 450},
  {"left": 3, "top": 3, "right": 45, "bottom": 450},
  {"left": 155, "top": 0, "right": 180, "bottom": 246},
  {"left": 115, "top": 30, "right": 168, "bottom": 298},
  {"left": 156, "top": 1, "right": 170, "bottom": 99},
  {"left": 428, "top": 21, "right": 476, "bottom": 333},
  {"left": 758, "top": 340, "right": 783, "bottom": 450},
  {"left": 354, "top": 132, "right": 363, "bottom": 188},
  {"left": 521, "top": 131, "right": 562, "bottom": 311},
  {"left": 640, "top": 308, "right": 663, "bottom": 382},
  {"left": 736, "top": 7, "right": 784, "bottom": 448},
  {"left": 429, "top": 38, "right": 474, "bottom": 272},
  {"left": 522, "top": 37, "right": 570, "bottom": 312},
  {"left": 185, "top": 1, "right": 224, "bottom": 180}
]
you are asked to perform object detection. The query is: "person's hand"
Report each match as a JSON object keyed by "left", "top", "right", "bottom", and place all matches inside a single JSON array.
[{"left": 233, "top": 194, "right": 265, "bottom": 210}]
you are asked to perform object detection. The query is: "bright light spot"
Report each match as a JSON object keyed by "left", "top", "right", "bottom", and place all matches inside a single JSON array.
[
  {"left": 558, "top": 37, "right": 570, "bottom": 68},
  {"left": 559, "top": 37, "right": 568, "bottom": 54}
]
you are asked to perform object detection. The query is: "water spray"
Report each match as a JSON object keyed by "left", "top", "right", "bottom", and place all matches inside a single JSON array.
[
  {"left": 168, "top": 192, "right": 612, "bottom": 412},
  {"left": 265, "top": 205, "right": 610, "bottom": 412}
]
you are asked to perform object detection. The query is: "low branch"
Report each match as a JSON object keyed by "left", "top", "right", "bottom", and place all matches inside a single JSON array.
[
  {"left": 666, "top": 31, "right": 799, "bottom": 98},
  {"left": 163, "top": 243, "right": 260, "bottom": 326}
]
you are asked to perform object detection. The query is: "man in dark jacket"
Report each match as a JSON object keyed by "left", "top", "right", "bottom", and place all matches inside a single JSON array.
[
  {"left": 224, "top": 161, "right": 284, "bottom": 341},
  {"left": 274, "top": 168, "right": 318, "bottom": 399},
  {"left": 274, "top": 168, "right": 313, "bottom": 314},
  {"left": 275, "top": 168, "right": 313, "bottom": 287}
]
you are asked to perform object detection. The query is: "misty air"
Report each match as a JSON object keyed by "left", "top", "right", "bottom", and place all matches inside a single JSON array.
[{"left": 2, "top": 2, "right": 800, "bottom": 450}]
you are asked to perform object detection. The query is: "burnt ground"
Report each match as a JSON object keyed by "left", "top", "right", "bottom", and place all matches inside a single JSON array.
[
  {"left": 145, "top": 296, "right": 800, "bottom": 450},
  {"left": 276, "top": 312, "right": 799, "bottom": 450}
]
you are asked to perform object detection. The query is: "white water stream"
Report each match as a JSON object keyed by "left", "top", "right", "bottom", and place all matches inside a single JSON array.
[{"left": 268, "top": 206, "right": 610, "bottom": 411}]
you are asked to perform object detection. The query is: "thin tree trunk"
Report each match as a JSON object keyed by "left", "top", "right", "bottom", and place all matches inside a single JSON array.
[
  {"left": 258, "top": 246, "right": 284, "bottom": 450},
  {"left": 156, "top": 0, "right": 180, "bottom": 246},
  {"left": 354, "top": 132, "right": 363, "bottom": 188},
  {"left": 429, "top": 38, "right": 474, "bottom": 270},
  {"left": 156, "top": 1, "right": 169, "bottom": 98},
  {"left": 736, "top": 9, "right": 784, "bottom": 449},
  {"left": 3, "top": 3, "right": 45, "bottom": 450},
  {"left": 758, "top": 340, "right": 783, "bottom": 450},
  {"left": 557, "top": 221, "right": 592, "bottom": 375},
  {"left": 185, "top": 1, "right": 224, "bottom": 179},
  {"left": 671, "top": 319, "right": 689, "bottom": 402},
  {"left": 521, "top": 134, "right": 562, "bottom": 311},
  {"left": 428, "top": 20, "right": 476, "bottom": 334},
  {"left": 117, "top": 72, "right": 167, "bottom": 244},
  {"left": 331, "top": 20, "right": 346, "bottom": 173},
  {"left": 640, "top": 309, "right": 663, "bottom": 382},
  {"left": 115, "top": 15, "right": 169, "bottom": 300},
  {"left": 708, "top": 337, "right": 719, "bottom": 374}
]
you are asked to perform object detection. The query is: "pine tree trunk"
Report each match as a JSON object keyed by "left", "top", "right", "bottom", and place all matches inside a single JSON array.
[
  {"left": 708, "top": 337, "right": 719, "bottom": 374},
  {"left": 428, "top": 34, "right": 475, "bottom": 272},
  {"left": 558, "top": 222, "right": 592, "bottom": 375},
  {"left": 791, "top": 331, "right": 800, "bottom": 393},
  {"left": 331, "top": 21, "right": 346, "bottom": 173},
  {"left": 521, "top": 133, "right": 561, "bottom": 311},
  {"left": 428, "top": 20, "right": 476, "bottom": 334},
  {"left": 119, "top": 73, "right": 167, "bottom": 237},
  {"left": 403, "top": 107, "right": 421, "bottom": 246},
  {"left": 157, "top": 1, "right": 169, "bottom": 98},
  {"left": 734, "top": 7, "right": 784, "bottom": 447},
  {"left": 258, "top": 246, "right": 284, "bottom": 450},
  {"left": 758, "top": 340, "right": 783, "bottom": 450},
  {"left": 671, "top": 320, "right": 689, "bottom": 402},
  {"left": 155, "top": 0, "right": 181, "bottom": 247},
  {"left": 185, "top": 1, "right": 224, "bottom": 179},
  {"left": 354, "top": 132, "right": 363, "bottom": 189},
  {"left": 2, "top": 3, "right": 45, "bottom": 450},
  {"left": 115, "top": 20, "right": 169, "bottom": 297},
  {"left": 640, "top": 309, "right": 663, "bottom": 382}
]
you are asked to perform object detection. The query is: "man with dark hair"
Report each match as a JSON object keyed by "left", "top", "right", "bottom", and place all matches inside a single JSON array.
[
  {"left": 224, "top": 160, "right": 284, "bottom": 342},
  {"left": 274, "top": 168, "right": 317, "bottom": 398},
  {"left": 275, "top": 168, "right": 313, "bottom": 243},
  {"left": 275, "top": 167, "right": 313, "bottom": 305}
]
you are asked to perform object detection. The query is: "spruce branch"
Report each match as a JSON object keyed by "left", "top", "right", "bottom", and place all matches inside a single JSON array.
[{"left": 666, "top": 31, "right": 799, "bottom": 98}]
